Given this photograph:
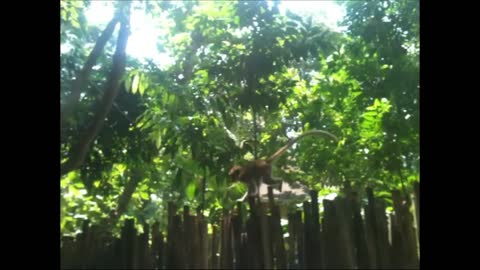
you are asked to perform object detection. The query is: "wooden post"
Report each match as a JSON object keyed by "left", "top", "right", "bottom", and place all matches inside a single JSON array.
[
  {"left": 392, "top": 190, "right": 419, "bottom": 269},
  {"left": 269, "top": 187, "right": 286, "bottom": 269},
  {"left": 303, "top": 201, "right": 312, "bottom": 268},
  {"left": 174, "top": 215, "right": 186, "bottom": 269},
  {"left": 85, "top": 225, "right": 100, "bottom": 268},
  {"left": 197, "top": 208, "right": 209, "bottom": 270},
  {"left": 323, "top": 199, "right": 341, "bottom": 269},
  {"left": 365, "top": 188, "right": 378, "bottom": 269},
  {"left": 232, "top": 203, "right": 245, "bottom": 269},
  {"left": 390, "top": 212, "right": 402, "bottom": 268},
  {"left": 246, "top": 207, "right": 262, "bottom": 269},
  {"left": 111, "top": 238, "right": 123, "bottom": 269},
  {"left": 334, "top": 196, "right": 355, "bottom": 269},
  {"left": 375, "top": 198, "right": 391, "bottom": 268},
  {"left": 88, "top": 225, "right": 111, "bottom": 268},
  {"left": 151, "top": 222, "right": 164, "bottom": 270},
  {"left": 220, "top": 212, "right": 233, "bottom": 269},
  {"left": 310, "top": 190, "right": 322, "bottom": 269},
  {"left": 140, "top": 224, "right": 152, "bottom": 269},
  {"left": 166, "top": 202, "right": 177, "bottom": 269},
  {"left": 191, "top": 215, "right": 201, "bottom": 269},
  {"left": 121, "top": 218, "right": 137, "bottom": 269},
  {"left": 287, "top": 213, "right": 297, "bottom": 269},
  {"left": 413, "top": 182, "right": 420, "bottom": 246},
  {"left": 259, "top": 202, "right": 272, "bottom": 269},
  {"left": 76, "top": 219, "right": 90, "bottom": 269},
  {"left": 183, "top": 205, "right": 193, "bottom": 269},
  {"left": 211, "top": 225, "right": 220, "bottom": 269},
  {"left": 348, "top": 191, "right": 370, "bottom": 269},
  {"left": 61, "top": 236, "right": 75, "bottom": 269},
  {"left": 166, "top": 201, "right": 185, "bottom": 269},
  {"left": 295, "top": 210, "right": 305, "bottom": 269}
]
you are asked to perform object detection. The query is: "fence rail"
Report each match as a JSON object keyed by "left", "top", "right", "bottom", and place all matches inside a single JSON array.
[{"left": 61, "top": 187, "right": 420, "bottom": 269}]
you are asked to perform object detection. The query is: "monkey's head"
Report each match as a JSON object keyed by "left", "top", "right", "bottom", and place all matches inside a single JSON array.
[{"left": 228, "top": 165, "right": 242, "bottom": 181}]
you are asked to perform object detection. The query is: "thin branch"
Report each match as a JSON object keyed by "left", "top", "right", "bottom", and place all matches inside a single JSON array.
[{"left": 108, "top": 167, "right": 143, "bottom": 227}]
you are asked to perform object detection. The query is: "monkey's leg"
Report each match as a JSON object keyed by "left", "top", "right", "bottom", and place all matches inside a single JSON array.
[
  {"left": 263, "top": 176, "right": 283, "bottom": 192},
  {"left": 249, "top": 181, "right": 259, "bottom": 197},
  {"left": 237, "top": 181, "right": 259, "bottom": 202}
]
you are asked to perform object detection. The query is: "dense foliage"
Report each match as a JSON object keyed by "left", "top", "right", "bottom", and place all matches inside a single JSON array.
[{"left": 60, "top": 0, "right": 419, "bottom": 234}]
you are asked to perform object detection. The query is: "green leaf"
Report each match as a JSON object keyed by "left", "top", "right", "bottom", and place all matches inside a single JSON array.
[
  {"left": 260, "top": 133, "right": 271, "bottom": 144},
  {"left": 139, "top": 74, "right": 146, "bottom": 96},
  {"left": 162, "top": 93, "right": 169, "bottom": 105},
  {"left": 243, "top": 152, "right": 254, "bottom": 160},
  {"left": 332, "top": 69, "right": 348, "bottom": 82},
  {"left": 140, "top": 192, "right": 149, "bottom": 200},
  {"left": 186, "top": 182, "right": 196, "bottom": 200},
  {"left": 194, "top": 69, "right": 208, "bottom": 81},
  {"left": 131, "top": 74, "right": 140, "bottom": 94},
  {"left": 74, "top": 182, "right": 85, "bottom": 189},
  {"left": 70, "top": 9, "right": 78, "bottom": 20},
  {"left": 71, "top": 20, "right": 80, "bottom": 29},
  {"left": 376, "top": 191, "right": 391, "bottom": 198},
  {"left": 125, "top": 75, "right": 132, "bottom": 92},
  {"left": 155, "top": 132, "right": 162, "bottom": 149},
  {"left": 363, "top": 111, "right": 378, "bottom": 118},
  {"left": 233, "top": 43, "right": 245, "bottom": 50},
  {"left": 168, "top": 94, "right": 176, "bottom": 104}
]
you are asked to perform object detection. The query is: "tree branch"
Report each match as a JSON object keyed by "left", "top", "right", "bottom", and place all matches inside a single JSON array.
[
  {"left": 61, "top": 10, "right": 130, "bottom": 177},
  {"left": 61, "top": 16, "right": 119, "bottom": 125}
]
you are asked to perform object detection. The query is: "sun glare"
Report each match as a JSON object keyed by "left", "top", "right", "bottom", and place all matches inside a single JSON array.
[
  {"left": 279, "top": 1, "right": 346, "bottom": 31},
  {"left": 83, "top": 1, "right": 346, "bottom": 68}
]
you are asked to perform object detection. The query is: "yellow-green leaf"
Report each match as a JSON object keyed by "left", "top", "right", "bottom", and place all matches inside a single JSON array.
[
  {"left": 71, "top": 20, "right": 80, "bottom": 29},
  {"left": 139, "top": 74, "right": 147, "bottom": 96},
  {"left": 186, "top": 182, "right": 196, "bottom": 200},
  {"left": 61, "top": 10, "right": 67, "bottom": 20},
  {"left": 156, "top": 133, "right": 162, "bottom": 149},
  {"left": 131, "top": 75, "right": 140, "bottom": 94},
  {"left": 140, "top": 192, "right": 149, "bottom": 200}
]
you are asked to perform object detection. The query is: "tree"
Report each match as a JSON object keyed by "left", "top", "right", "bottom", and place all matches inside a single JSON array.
[{"left": 60, "top": 0, "right": 419, "bottom": 234}]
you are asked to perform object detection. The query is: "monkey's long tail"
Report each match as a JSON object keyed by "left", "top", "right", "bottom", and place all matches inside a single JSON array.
[{"left": 266, "top": 130, "right": 338, "bottom": 163}]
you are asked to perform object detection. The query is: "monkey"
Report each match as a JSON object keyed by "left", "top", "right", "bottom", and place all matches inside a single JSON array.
[{"left": 229, "top": 130, "right": 339, "bottom": 202}]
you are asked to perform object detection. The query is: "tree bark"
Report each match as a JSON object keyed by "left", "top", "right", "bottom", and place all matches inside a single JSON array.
[
  {"left": 61, "top": 9, "right": 130, "bottom": 177},
  {"left": 109, "top": 167, "right": 143, "bottom": 226},
  {"left": 61, "top": 17, "right": 119, "bottom": 125}
]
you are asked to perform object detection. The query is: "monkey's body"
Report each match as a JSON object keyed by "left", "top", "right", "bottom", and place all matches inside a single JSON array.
[
  {"left": 229, "top": 129, "right": 338, "bottom": 202},
  {"left": 230, "top": 160, "right": 282, "bottom": 202},
  {"left": 234, "top": 160, "right": 270, "bottom": 184}
]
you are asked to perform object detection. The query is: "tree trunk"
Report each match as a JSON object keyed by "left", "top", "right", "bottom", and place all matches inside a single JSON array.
[
  {"left": 108, "top": 167, "right": 143, "bottom": 226},
  {"left": 61, "top": 16, "right": 119, "bottom": 126},
  {"left": 61, "top": 8, "right": 130, "bottom": 177}
]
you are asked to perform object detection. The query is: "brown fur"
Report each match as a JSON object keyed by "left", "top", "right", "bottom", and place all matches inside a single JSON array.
[{"left": 229, "top": 130, "right": 338, "bottom": 201}]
